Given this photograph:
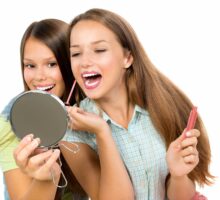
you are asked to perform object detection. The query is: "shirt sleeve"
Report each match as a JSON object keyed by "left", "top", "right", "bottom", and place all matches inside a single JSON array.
[
  {"left": 0, "top": 116, "right": 19, "bottom": 172},
  {"left": 62, "top": 129, "right": 97, "bottom": 152}
]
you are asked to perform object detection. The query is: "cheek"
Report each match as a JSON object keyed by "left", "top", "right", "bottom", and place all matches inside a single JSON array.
[
  {"left": 54, "top": 71, "right": 64, "bottom": 82},
  {"left": 53, "top": 70, "right": 65, "bottom": 90},
  {"left": 101, "top": 56, "right": 120, "bottom": 73},
  {"left": 49, "top": 67, "right": 64, "bottom": 81},
  {"left": 71, "top": 63, "right": 80, "bottom": 79},
  {"left": 23, "top": 69, "right": 33, "bottom": 86},
  {"left": 52, "top": 70, "right": 65, "bottom": 97}
]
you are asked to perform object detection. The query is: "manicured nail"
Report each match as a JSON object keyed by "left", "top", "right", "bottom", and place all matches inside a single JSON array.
[{"left": 186, "top": 131, "right": 191, "bottom": 137}]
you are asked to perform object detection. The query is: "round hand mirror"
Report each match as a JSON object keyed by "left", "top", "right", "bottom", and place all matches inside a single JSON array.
[{"left": 10, "top": 90, "right": 68, "bottom": 147}]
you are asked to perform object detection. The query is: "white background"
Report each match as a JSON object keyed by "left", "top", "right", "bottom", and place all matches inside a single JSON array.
[{"left": 0, "top": 0, "right": 219, "bottom": 199}]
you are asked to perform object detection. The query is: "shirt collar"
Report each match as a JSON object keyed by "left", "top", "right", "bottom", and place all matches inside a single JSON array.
[
  {"left": 102, "top": 104, "right": 149, "bottom": 123},
  {"left": 80, "top": 98, "right": 149, "bottom": 123}
]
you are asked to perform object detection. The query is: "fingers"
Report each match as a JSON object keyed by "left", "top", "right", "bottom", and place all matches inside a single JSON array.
[
  {"left": 67, "top": 106, "right": 76, "bottom": 130},
  {"left": 183, "top": 154, "right": 199, "bottom": 165},
  {"left": 27, "top": 149, "right": 54, "bottom": 170},
  {"left": 67, "top": 106, "right": 85, "bottom": 130},
  {"left": 14, "top": 137, "right": 40, "bottom": 168},
  {"left": 43, "top": 149, "right": 60, "bottom": 171},
  {"left": 33, "top": 149, "right": 61, "bottom": 180},
  {"left": 181, "top": 146, "right": 198, "bottom": 157},
  {"left": 180, "top": 129, "right": 200, "bottom": 165},
  {"left": 13, "top": 133, "right": 62, "bottom": 181},
  {"left": 181, "top": 129, "right": 200, "bottom": 148},
  {"left": 13, "top": 134, "right": 34, "bottom": 156},
  {"left": 185, "top": 129, "right": 200, "bottom": 138}
]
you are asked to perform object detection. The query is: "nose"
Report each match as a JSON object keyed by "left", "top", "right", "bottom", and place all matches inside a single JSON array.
[
  {"left": 80, "top": 51, "right": 93, "bottom": 68},
  {"left": 35, "top": 66, "right": 47, "bottom": 81}
]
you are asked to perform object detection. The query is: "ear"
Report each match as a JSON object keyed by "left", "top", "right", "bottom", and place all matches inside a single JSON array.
[{"left": 124, "top": 51, "right": 133, "bottom": 69}]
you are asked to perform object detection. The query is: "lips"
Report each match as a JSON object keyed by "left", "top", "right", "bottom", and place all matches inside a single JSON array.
[
  {"left": 35, "top": 84, "right": 55, "bottom": 92},
  {"left": 82, "top": 71, "right": 102, "bottom": 90}
]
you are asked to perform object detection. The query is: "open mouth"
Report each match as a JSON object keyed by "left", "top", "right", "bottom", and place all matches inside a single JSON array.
[{"left": 82, "top": 72, "right": 102, "bottom": 89}]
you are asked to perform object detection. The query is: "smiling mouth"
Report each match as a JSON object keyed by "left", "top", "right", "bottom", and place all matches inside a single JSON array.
[
  {"left": 36, "top": 85, "right": 55, "bottom": 92},
  {"left": 82, "top": 72, "right": 102, "bottom": 89}
]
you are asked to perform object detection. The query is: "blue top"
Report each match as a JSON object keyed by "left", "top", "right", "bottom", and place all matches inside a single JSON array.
[{"left": 63, "top": 98, "right": 169, "bottom": 200}]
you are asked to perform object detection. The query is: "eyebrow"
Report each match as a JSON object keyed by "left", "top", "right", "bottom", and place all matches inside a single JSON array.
[
  {"left": 23, "top": 56, "right": 56, "bottom": 61},
  {"left": 70, "top": 40, "right": 107, "bottom": 48}
]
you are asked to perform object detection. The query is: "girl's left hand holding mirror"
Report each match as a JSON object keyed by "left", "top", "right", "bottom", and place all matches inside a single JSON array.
[{"left": 13, "top": 134, "right": 61, "bottom": 181}]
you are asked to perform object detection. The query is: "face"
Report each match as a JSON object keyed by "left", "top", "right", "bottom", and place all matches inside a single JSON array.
[
  {"left": 70, "top": 20, "right": 133, "bottom": 101},
  {"left": 23, "top": 37, "right": 65, "bottom": 98}
]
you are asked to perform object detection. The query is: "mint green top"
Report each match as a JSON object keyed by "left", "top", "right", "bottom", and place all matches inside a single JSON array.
[{"left": 63, "top": 98, "right": 169, "bottom": 200}]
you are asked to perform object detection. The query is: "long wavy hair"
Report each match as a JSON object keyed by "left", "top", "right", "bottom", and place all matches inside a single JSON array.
[
  {"left": 20, "top": 19, "right": 87, "bottom": 199},
  {"left": 69, "top": 8, "right": 214, "bottom": 186},
  {"left": 20, "top": 19, "right": 75, "bottom": 105}
]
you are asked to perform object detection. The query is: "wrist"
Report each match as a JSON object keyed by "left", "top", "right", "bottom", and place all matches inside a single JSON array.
[{"left": 96, "top": 122, "right": 111, "bottom": 138}]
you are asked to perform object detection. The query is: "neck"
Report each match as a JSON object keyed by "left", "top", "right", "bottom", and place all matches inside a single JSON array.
[{"left": 96, "top": 95, "right": 134, "bottom": 129}]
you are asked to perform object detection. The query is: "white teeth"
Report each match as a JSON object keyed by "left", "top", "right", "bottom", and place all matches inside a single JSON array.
[
  {"left": 83, "top": 73, "right": 98, "bottom": 78},
  {"left": 85, "top": 79, "right": 99, "bottom": 87},
  {"left": 36, "top": 85, "right": 54, "bottom": 91}
]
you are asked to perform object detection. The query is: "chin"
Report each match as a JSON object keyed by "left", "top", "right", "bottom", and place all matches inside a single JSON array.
[{"left": 85, "top": 92, "right": 100, "bottom": 100}]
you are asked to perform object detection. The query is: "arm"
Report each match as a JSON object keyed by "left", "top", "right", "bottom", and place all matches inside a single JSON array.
[
  {"left": 61, "top": 106, "right": 134, "bottom": 200},
  {"left": 0, "top": 116, "right": 61, "bottom": 200},
  {"left": 166, "top": 129, "right": 200, "bottom": 200},
  {"left": 5, "top": 168, "right": 59, "bottom": 200},
  {"left": 7, "top": 134, "right": 61, "bottom": 200}
]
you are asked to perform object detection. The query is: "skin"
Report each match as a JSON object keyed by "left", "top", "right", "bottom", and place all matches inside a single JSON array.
[
  {"left": 23, "top": 37, "right": 65, "bottom": 96},
  {"left": 65, "top": 20, "right": 200, "bottom": 200},
  {"left": 6, "top": 37, "right": 65, "bottom": 200},
  {"left": 12, "top": 19, "right": 200, "bottom": 200},
  {"left": 61, "top": 20, "right": 135, "bottom": 200},
  {"left": 166, "top": 130, "right": 200, "bottom": 200}
]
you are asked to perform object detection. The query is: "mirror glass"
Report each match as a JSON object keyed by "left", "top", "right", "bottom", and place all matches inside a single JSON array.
[{"left": 10, "top": 90, "right": 68, "bottom": 147}]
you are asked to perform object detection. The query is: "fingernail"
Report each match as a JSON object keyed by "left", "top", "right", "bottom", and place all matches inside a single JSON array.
[
  {"left": 33, "top": 138, "right": 40, "bottom": 147},
  {"left": 26, "top": 135, "right": 33, "bottom": 142},
  {"left": 186, "top": 131, "right": 191, "bottom": 137},
  {"left": 42, "top": 147, "right": 48, "bottom": 152},
  {"left": 53, "top": 149, "right": 60, "bottom": 155}
]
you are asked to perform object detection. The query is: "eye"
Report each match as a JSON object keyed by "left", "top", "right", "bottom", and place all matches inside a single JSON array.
[
  {"left": 95, "top": 49, "right": 106, "bottom": 53},
  {"left": 71, "top": 52, "right": 80, "bottom": 57},
  {"left": 48, "top": 62, "right": 58, "bottom": 68},
  {"left": 24, "top": 63, "right": 35, "bottom": 68}
]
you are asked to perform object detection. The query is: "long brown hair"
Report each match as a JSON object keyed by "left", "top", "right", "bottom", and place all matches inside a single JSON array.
[
  {"left": 69, "top": 8, "right": 214, "bottom": 186},
  {"left": 20, "top": 19, "right": 87, "bottom": 199},
  {"left": 20, "top": 19, "right": 75, "bottom": 105}
]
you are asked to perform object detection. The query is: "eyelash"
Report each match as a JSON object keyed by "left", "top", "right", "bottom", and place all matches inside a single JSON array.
[
  {"left": 71, "top": 49, "right": 107, "bottom": 57},
  {"left": 71, "top": 53, "right": 80, "bottom": 57},
  {"left": 24, "top": 64, "right": 34, "bottom": 68},
  {"left": 48, "top": 62, "right": 57, "bottom": 67},
  {"left": 23, "top": 62, "right": 57, "bottom": 68},
  {"left": 95, "top": 49, "right": 106, "bottom": 53}
]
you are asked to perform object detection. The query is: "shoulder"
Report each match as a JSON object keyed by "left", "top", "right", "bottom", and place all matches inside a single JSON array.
[
  {"left": 0, "top": 116, "right": 13, "bottom": 139},
  {"left": 0, "top": 116, "right": 19, "bottom": 151},
  {"left": 1, "top": 95, "right": 20, "bottom": 120},
  {"left": 0, "top": 117, "right": 19, "bottom": 171}
]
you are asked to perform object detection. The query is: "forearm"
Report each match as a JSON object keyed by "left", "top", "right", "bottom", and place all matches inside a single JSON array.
[
  {"left": 96, "top": 128, "right": 134, "bottom": 200},
  {"left": 167, "top": 175, "right": 196, "bottom": 200},
  {"left": 19, "top": 177, "right": 60, "bottom": 200}
]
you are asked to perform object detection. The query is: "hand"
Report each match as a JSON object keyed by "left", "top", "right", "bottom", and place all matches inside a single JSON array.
[
  {"left": 166, "top": 129, "right": 200, "bottom": 177},
  {"left": 13, "top": 134, "right": 61, "bottom": 181},
  {"left": 67, "top": 106, "right": 110, "bottom": 135}
]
